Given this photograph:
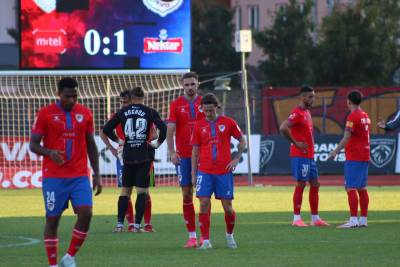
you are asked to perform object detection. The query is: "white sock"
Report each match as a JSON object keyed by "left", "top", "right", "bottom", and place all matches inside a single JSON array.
[
  {"left": 350, "top": 216, "right": 358, "bottom": 223},
  {"left": 226, "top": 233, "right": 233, "bottom": 238},
  {"left": 359, "top": 216, "right": 367, "bottom": 223},
  {"left": 293, "top": 214, "right": 301, "bottom": 221},
  {"left": 50, "top": 265, "right": 58, "bottom": 267},
  {"left": 189, "top": 232, "right": 197, "bottom": 238},
  {"left": 134, "top": 223, "right": 141, "bottom": 229},
  {"left": 311, "top": 215, "right": 320, "bottom": 222}
]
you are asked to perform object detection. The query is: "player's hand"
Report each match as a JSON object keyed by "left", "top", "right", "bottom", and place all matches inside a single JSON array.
[
  {"left": 226, "top": 157, "right": 240, "bottom": 172},
  {"left": 92, "top": 174, "right": 102, "bottom": 196},
  {"left": 328, "top": 150, "right": 337, "bottom": 160},
  {"left": 294, "top": 142, "right": 308, "bottom": 153},
  {"left": 377, "top": 120, "right": 386, "bottom": 129},
  {"left": 149, "top": 140, "right": 161, "bottom": 149},
  {"left": 169, "top": 151, "right": 181, "bottom": 165},
  {"left": 48, "top": 149, "right": 65, "bottom": 165}
]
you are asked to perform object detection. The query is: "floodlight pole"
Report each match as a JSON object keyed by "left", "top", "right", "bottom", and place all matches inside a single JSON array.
[{"left": 241, "top": 52, "right": 253, "bottom": 185}]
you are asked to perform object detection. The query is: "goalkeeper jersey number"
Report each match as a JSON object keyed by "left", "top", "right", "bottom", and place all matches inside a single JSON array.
[{"left": 103, "top": 104, "right": 166, "bottom": 163}]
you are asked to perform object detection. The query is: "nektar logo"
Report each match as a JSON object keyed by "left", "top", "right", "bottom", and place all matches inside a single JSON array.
[
  {"left": 142, "top": 0, "right": 183, "bottom": 17},
  {"left": 370, "top": 138, "right": 396, "bottom": 168},
  {"left": 144, "top": 29, "right": 183, "bottom": 53}
]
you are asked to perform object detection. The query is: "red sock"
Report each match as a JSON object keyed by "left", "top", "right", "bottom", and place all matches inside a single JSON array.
[
  {"left": 125, "top": 198, "right": 134, "bottom": 225},
  {"left": 358, "top": 189, "right": 369, "bottom": 217},
  {"left": 309, "top": 185, "right": 319, "bottom": 215},
  {"left": 44, "top": 237, "right": 58, "bottom": 266},
  {"left": 67, "top": 229, "right": 88, "bottom": 257},
  {"left": 183, "top": 200, "right": 196, "bottom": 232},
  {"left": 199, "top": 213, "right": 210, "bottom": 240},
  {"left": 224, "top": 211, "right": 236, "bottom": 234},
  {"left": 293, "top": 186, "right": 304, "bottom": 215},
  {"left": 144, "top": 194, "right": 152, "bottom": 225},
  {"left": 347, "top": 190, "right": 358, "bottom": 217}
]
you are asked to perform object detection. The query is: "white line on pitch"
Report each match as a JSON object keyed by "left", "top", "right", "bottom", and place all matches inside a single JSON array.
[{"left": 0, "top": 236, "right": 41, "bottom": 248}]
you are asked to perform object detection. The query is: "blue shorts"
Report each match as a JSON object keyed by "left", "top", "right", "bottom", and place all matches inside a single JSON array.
[
  {"left": 42, "top": 177, "right": 93, "bottom": 217},
  {"left": 291, "top": 157, "right": 318, "bottom": 181},
  {"left": 176, "top": 158, "right": 192, "bottom": 187},
  {"left": 116, "top": 158, "right": 123, "bottom": 187},
  {"left": 195, "top": 171, "right": 234, "bottom": 200},
  {"left": 344, "top": 161, "right": 369, "bottom": 189}
]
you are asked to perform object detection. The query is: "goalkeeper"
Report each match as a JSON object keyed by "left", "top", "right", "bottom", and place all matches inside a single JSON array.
[{"left": 100, "top": 90, "right": 156, "bottom": 232}]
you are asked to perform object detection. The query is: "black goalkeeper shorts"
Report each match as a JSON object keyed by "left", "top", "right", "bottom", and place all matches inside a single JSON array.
[{"left": 122, "top": 161, "right": 152, "bottom": 188}]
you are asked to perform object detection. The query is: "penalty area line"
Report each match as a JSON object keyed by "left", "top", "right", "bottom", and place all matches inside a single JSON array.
[{"left": 0, "top": 236, "right": 41, "bottom": 248}]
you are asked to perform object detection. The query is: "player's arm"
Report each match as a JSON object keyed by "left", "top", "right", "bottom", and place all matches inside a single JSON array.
[
  {"left": 86, "top": 133, "right": 102, "bottom": 196},
  {"left": 29, "top": 134, "right": 65, "bottom": 165},
  {"left": 166, "top": 101, "right": 180, "bottom": 164},
  {"left": 102, "top": 113, "right": 123, "bottom": 145},
  {"left": 279, "top": 119, "right": 307, "bottom": 150},
  {"left": 191, "top": 145, "right": 199, "bottom": 185},
  {"left": 378, "top": 110, "right": 400, "bottom": 130},
  {"left": 328, "top": 130, "right": 351, "bottom": 160},
  {"left": 150, "top": 110, "right": 167, "bottom": 148},
  {"left": 167, "top": 123, "right": 180, "bottom": 164},
  {"left": 100, "top": 131, "right": 118, "bottom": 156}
]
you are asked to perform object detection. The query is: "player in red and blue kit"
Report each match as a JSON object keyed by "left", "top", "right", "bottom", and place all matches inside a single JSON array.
[
  {"left": 30, "top": 77, "right": 101, "bottom": 267},
  {"left": 191, "top": 93, "right": 246, "bottom": 249},
  {"left": 280, "top": 86, "right": 329, "bottom": 227},
  {"left": 329, "top": 90, "right": 370, "bottom": 228},
  {"left": 167, "top": 72, "right": 205, "bottom": 248}
]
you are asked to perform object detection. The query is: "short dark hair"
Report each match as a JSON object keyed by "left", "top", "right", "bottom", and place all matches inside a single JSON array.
[
  {"left": 131, "top": 86, "right": 145, "bottom": 98},
  {"left": 201, "top": 93, "right": 219, "bottom": 106},
  {"left": 347, "top": 90, "right": 362, "bottom": 105},
  {"left": 300, "top": 85, "right": 314, "bottom": 94},
  {"left": 58, "top": 77, "right": 78, "bottom": 92},
  {"left": 120, "top": 90, "right": 131, "bottom": 98},
  {"left": 181, "top": 72, "right": 198, "bottom": 81}
]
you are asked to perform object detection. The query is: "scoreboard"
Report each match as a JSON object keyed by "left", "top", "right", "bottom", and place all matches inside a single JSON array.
[{"left": 20, "top": 0, "right": 191, "bottom": 69}]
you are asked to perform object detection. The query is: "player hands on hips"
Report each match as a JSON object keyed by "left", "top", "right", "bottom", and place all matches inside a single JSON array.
[
  {"left": 191, "top": 93, "right": 246, "bottom": 249},
  {"left": 102, "top": 87, "right": 167, "bottom": 234},
  {"left": 30, "top": 77, "right": 102, "bottom": 267},
  {"left": 328, "top": 90, "right": 370, "bottom": 229},
  {"left": 166, "top": 72, "right": 205, "bottom": 248},
  {"left": 280, "top": 86, "right": 329, "bottom": 227}
]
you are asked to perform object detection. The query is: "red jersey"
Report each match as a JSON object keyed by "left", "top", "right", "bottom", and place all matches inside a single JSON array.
[
  {"left": 168, "top": 95, "right": 204, "bottom": 157},
  {"left": 287, "top": 106, "right": 314, "bottom": 158},
  {"left": 191, "top": 116, "right": 243, "bottom": 175},
  {"left": 31, "top": 102, "right": 94, "bottom": 178},
  {"left": 345, "top": 108, "right": 371, "bottom": 161}
]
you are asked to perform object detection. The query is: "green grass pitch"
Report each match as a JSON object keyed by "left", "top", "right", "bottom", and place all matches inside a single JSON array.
[{"left": 1, "top": 186, "right": 399, "bottom": 267}]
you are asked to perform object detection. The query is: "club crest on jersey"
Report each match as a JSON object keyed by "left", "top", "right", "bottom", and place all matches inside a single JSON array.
[
  {"left": 53, "top": 115, "right": 60, "bottom": 121},
  {"left": 218, "top": 125, "right": 225, "bottom": 132},
  {"left": 34, "top": 0, "right": 56, "bottom": 13},
  {"left": 370, "top": 138, "right": 396, "bottom": 168},
  {"left": 142, "top": 0, "right": 183, "bottom": 17},
  {"left": 75, "top": 114, "right": 84, "bottom": 123},
  {"left": 198, "top": 106, "right": 203, "bottom": 112}
]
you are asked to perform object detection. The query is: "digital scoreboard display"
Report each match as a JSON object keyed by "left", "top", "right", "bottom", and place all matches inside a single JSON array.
[{"left": 20, "top": 0, "right": 191, "bottom": 69}]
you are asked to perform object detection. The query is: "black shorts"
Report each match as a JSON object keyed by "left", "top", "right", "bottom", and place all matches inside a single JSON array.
[{"left": 122, "top": 161, "right": 152, "bottom": 188}]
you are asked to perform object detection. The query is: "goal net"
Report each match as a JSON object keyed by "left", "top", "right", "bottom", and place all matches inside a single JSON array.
[{"left": 0, "top": 72, "right": 183, "bottom": 189}]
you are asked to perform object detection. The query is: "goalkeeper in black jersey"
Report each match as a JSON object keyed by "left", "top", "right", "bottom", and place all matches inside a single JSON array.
[{"left": 103, "top": 86, "right": 167, "bottom": 232}]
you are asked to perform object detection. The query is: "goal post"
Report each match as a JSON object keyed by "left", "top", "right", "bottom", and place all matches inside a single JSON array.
[{"left": 0, "top": 71, "right": 185, "bottom": 189}]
